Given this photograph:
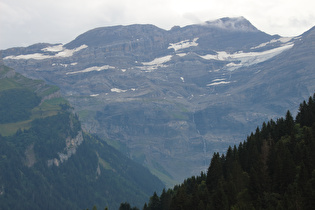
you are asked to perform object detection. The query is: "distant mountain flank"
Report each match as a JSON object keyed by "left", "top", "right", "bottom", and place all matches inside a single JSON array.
[
  {"left": 1, "top": 17, "right": 314, "bottom": 186},
  {"left": 0, "top": 65, "right": 164, "bottom": 210}
]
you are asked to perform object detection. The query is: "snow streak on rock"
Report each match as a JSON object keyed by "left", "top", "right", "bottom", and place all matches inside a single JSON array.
[
  {"left": 66, "top": 65, "right": 115, "bottom": 75},
  {"left": 4, "top": 45, "right": 87, "bottom": 60}
]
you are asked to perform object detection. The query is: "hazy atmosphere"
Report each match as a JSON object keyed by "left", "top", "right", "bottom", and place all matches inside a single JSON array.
[
  {"left": 1, "top": 0, "right": 315, "bottom": 49},
  {"left": 1, "top": 0, "right": 315, "bottom": 209}
]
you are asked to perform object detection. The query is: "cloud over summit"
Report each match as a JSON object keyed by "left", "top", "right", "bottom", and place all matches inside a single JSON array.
[{"left": 0, "top": 0, "right": 314, "bottom": 49}]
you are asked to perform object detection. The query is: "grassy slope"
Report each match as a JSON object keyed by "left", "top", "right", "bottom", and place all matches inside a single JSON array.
[{"left": 0, "top": 65, "right": 67, "bottom": 136}]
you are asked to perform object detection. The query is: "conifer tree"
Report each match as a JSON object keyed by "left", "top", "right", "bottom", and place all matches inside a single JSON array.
[{"left": 206, "top": 152, "right": 223, "bottom": 192}]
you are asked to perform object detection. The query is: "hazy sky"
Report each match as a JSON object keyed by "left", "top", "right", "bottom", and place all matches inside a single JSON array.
[{"left": 1, "top": 0, "right": 315, "bottom": 49}]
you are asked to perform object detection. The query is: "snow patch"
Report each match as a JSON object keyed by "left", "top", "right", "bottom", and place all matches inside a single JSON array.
[
  {"left": 177, "top": 53, "right": 187, "bottom": 57},
  {"left": 52, "top": 62, "right": 77, "bottom": 67},
  {"left": 142, "top": 55, "right": 172, "bottom": 66},
  {"left": 66, "top": 65, "right": 115, "bottom": 75},
  {"left": 4, "top": 45, "right": 88, "bottom": 60},
  {"left": 251, "top": 37, "right": 293, "bottom": 49},
  {"left": 168, "top": 38, "right": 199, "bottom": 51},
  {"left": 278, "top": 37, "right": 293, "bottom": 43},
  {"left": 110, "top": 88, "right": 136, "bottom": 93},
  {"left": 207, "top": 81, "right": 231, "bottom": 86},
  {"left": 226, "top": 62, "right": 242, "bottom": 68},
  {"left": 4, "top": 53, "right": 50, "bottom": 60},
  {"left": 140, "top": 55, "right": 172, "bottom": 72},
  {"left": 200, "top": 44, "right": 293, "bottom": 70},
  {"left": 212, "top": 78, "right": 225, "bottom": 82},
  {"left": 54, "top": 45, "right": 87, "bottom": 57},
  {"left": 200, "top": 51, "right": 230, "bottom": 60},
  {"left": 111, "top": 88, "right": 127, "bottom": 93},
  {"left": 42, "top": 44, "right": 64, "bottom": 52}
]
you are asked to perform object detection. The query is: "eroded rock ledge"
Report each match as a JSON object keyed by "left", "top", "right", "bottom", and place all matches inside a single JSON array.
[{"left": 47, "top": 131, "right": 83, "bottom": 167}]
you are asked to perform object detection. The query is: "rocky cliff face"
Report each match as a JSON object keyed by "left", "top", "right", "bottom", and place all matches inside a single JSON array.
[{"left": 2, "top": 17, "right": 315, "bottom": 185}]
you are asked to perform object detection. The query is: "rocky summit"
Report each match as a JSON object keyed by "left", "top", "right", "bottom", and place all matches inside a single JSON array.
[{"left": 2, "top": 17, "right": 315, "bottom": 185}]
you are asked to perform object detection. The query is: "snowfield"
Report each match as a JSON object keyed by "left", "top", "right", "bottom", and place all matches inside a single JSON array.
[{"left": 200, "top": 43, "right": 294, "bottom": 70}]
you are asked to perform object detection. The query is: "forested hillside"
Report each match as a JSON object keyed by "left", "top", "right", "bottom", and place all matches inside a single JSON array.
[
  {"left": 142, "top": 94, "right": 315, "bottom": 210},
  {"left": 0, "top": 65, "right": 164, "bottom": 210}
]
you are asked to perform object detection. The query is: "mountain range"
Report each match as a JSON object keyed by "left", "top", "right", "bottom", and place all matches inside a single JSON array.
[{"left": 1, "top": 17, "right": 315, "bottom": 186}]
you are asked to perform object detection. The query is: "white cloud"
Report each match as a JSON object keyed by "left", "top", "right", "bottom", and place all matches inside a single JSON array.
[{"left": 0, "top": 0, "right": 314, "bottom": 49}]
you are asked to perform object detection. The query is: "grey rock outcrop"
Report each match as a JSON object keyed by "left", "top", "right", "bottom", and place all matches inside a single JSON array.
[{"left": 47, "top": 131, "right": 83, "bottom": 167}]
